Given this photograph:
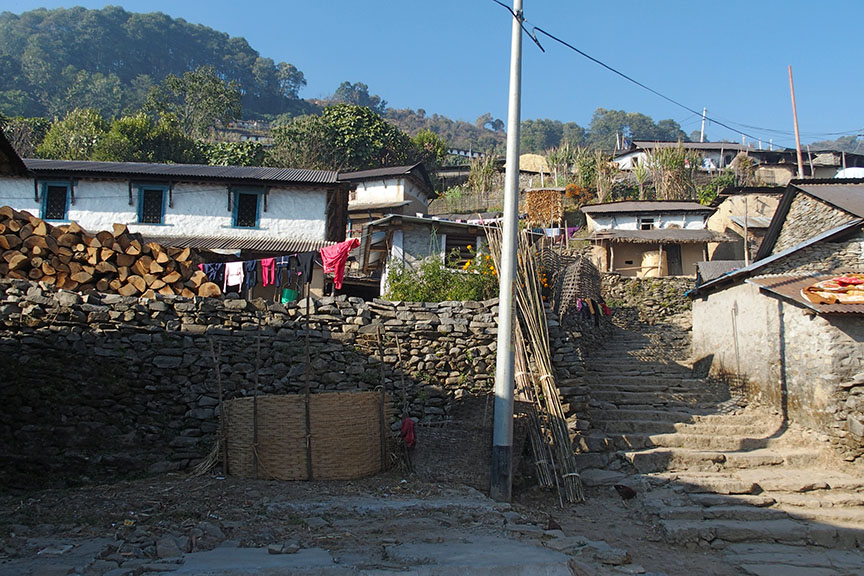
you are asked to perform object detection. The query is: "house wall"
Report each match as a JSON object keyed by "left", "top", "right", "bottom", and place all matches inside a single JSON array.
[
  {"left": 706, "top": 193, "right": 780, "bottom": 259},
  {"left": 756, "top": 165, "right": 795, "bottom": 187},
  {"left": 693, "top": 282, "right": 864, "bottom": 461},
  {"left": 606, "top": 242, "right": 702, "bottom": 277},
  {"left": 0, "top": 176, "right": 329, "bottom": 240},
  {"left": 587, "top": 212, "right": 707, "bottom": 233},
  {"left": 351, "top": 177, "right": 429, "bottom": 217},
  {"left": 772, "top": 193, "right": 855, "bottom": 255}
]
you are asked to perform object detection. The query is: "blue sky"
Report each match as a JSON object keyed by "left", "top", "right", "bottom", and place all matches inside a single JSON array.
[{"left": 5, "top": 1, "right": 864, "bottom": 147}]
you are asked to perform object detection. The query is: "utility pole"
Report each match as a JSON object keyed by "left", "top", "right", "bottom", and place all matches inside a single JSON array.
[
  {"left": 789, "top": 65, "right": 805, "bottom": 178},
  {"left": 700, "top": 107, "right": 707, "bottom": 143},
  {"left": 491, "top": 0, "right": 523, "bottom": 503}
]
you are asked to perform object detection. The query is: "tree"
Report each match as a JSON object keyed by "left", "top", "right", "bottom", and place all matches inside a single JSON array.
[
  {"left": 277, "top": 62, "right": 306, "bottom": 100},
  {"left": 330, "top": 81, "right": 387, "bottom": 115},
  {"left": 587, "top": 108, "right": 690, "bottom": 150},
  {"left": 200, "top": 141, "right": 265, "bottom": 167},
  {"left": 93, "top": 113, "right": 203, "bottom": 164},
  {"left": 521, "top": 119, "right": 563, "bottom": 153},
  {"left": 2, "top": 116, "right": 51, "bottom": 157},
  {"left": 412, "top": 129, "right": 448, "bottom": 174},
  {"left": 37, "top": 108, "right": 108, "bottom": 160},
  {"left": 476, "top": 113, "right": 504, "bottom": 132},
  {"left": 145, "top": 66, "right": 241, "bottom": 139},
  {"left": 268, "top": 104, "right": 418, "bottom": 171}
]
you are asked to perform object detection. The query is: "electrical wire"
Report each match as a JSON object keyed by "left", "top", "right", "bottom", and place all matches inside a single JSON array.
[{"left": 490, "top": 0, "right": 819, "bottom": 149}]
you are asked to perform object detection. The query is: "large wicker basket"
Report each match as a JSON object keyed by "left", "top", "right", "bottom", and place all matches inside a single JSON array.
[{"left": 224, "top": 391, "right": 386, "bottom": 481}]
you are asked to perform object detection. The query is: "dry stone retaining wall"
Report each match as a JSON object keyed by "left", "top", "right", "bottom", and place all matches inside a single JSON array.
[
  {"left": 0, "top": 278, "right": 583, "bottom": 487},
  {"left": 601, "top": 274, "right": 694, "bottom": 321}
]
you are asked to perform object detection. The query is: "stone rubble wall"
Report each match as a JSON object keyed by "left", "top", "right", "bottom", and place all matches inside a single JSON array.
[
  {"left": 0, "top": 278, "right": 584, "bottom": 487},
  {"left": 772, "top": 194, "right": 854, "bottom": 255},
  {"left": 601, "top": 274, "right": 694, "bottom": 322}
]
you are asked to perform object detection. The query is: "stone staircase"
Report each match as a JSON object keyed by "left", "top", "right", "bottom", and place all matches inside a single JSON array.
[{"left": 563, "top": 311, "right": 864, "bottom": 574}]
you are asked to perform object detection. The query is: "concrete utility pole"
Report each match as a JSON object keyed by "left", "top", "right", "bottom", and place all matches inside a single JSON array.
[
  {"left": 789, "top": 66, "right": 805, "bottom": 179},
  {"left": 700, "top": 107, "right": 707, "bottom": 143},
  {"left": 490, "top": 0, "right": 523, "bottom": 503}
]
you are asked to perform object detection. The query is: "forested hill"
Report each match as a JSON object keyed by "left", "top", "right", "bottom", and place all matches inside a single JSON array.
[{"left": 0, "top": 6, "right": 310, "bottom": 119}]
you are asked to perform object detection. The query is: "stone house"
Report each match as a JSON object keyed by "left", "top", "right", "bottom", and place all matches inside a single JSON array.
[
  {"left": 339, "top": 163, "right": 435, "bottom": 239},
  {"left": 582, "top": 200, "right": 727, "bottom": 277},
  {"left": 0, "top": 155, "right": 349, "bottom": 257},
  {"left": 706, "top": 186, "right": 783, "bottom": 261},
  {"left": 689, "top": 179, "right": 864, "bottom": 461}
]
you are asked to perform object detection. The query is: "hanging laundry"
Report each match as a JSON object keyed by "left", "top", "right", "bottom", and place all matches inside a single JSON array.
[
  {"left": 400, "top": 417, "right": 416, "bottom": 448},
  {"left": 242, "top": 260, "right": 258, "bottom": 293},
  {"left": 293, "top": 251, "right": 317, "bottom": 284},
  {"left": 223, "top": 261, "right": 245, "bottom": 292},
  {"left": 602, "top": 302, "right": 611, "bottom": 316},
  {"left": 200, "top": 263, "right": 225, "bottom": 285},
  {"left": 261, "top": 258, "right": 276, "bottom": 287},
  {"left": 576, "top": 298, "right": 583, "bottom": 312},
  {"left": 320, "top": 238, "right": 360, "bottom": 290}
]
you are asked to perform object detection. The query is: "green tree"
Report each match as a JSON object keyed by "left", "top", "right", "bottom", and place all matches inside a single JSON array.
[
  {"left": 93, "top": 113, "right": 203, "bottom": 163},
  {"left": 268, "top": 104, "right": 417, "bottom": 171},
  {"left": 200, "top": 140, "right": 265, "bottom": 167},
  {"left": 412, "top": 128, "right": 448, "bottom": 174},
  {"left": 2, "top": 116, "right": 51, "bottom": 157},
  {"left": 37, "top": 108, "right": 108, "bottom": 160},
  {"left": 330, "top": 81, "right": 386, "bottom": 115},
  {"left": 587, "top": 108, "right": 689, "bottom": 150},
  {"left": 145, "top": 66, "right": 242, "bottom": 139},
  {"left": 521, "top": 118, "right": 563, "bottom": 153}
]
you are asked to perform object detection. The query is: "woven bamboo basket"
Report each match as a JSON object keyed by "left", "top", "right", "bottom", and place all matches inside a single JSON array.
[{"left": 224, "top": 391, "right": 385, "bottom": 481}]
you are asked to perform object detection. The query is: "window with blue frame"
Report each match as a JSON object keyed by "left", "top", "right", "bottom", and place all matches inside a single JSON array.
[
  {"left": 233, "top": 189, "right": 261, "bottom": 228},
  {"left": 138, "top": 185, "right": 167, "bottom": 224},
  {"left": 41, "top": 182, "right": 70, "bottom": 221}
]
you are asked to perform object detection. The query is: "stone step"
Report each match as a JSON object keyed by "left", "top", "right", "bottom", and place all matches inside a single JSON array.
[
  {"left": 589, "top": 390, "right": 723, "bottom": 405},
  {"left": 651, "top": 472, "right": 762, "bottom": 495},
  {"left": 773, "top": 491, "right": 864, "bottom": 509},
  {"left": 734, "top": 468, "right": 864, "bottom": 494},
  {"left": 648, "top": 504, "right": 790, "bottom": 522},
  {"left": 589, "top": 408, "right": 703, "bottom": 423},
  {"left": 722, "top": 542, "right": 864, "bottom": 575},
  {"left": 610, "top": 432, "right": 785, "bottom": 451},
  {"left": 660, "top": 518, "right": 810, "bottom": 546},
  {"left": 623, "top": 447, "right": 820, "bottom": 473},
  {"left": 597, "top": 419, "right": 774, "bottom": 436},
  {"left": 780, "top": 506, "right": 864, "bottom": 527},
  {"left": 586, "top": 380, "right": 714, "bottom": 393}
]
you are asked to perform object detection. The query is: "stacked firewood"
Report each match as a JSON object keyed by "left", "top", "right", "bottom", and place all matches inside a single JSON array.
[
  {"left": 524, "top": 189, "right": 563, "bottom": 226},
  {"left": 0, "top": 206, "right": 221, "bottom": 298}
]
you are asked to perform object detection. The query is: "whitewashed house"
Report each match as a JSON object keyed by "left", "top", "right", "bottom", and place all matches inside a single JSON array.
[
  {"left": 339, "top": 163, "right": 435, "bottom": 238},
  {"left": 582, "top": 200, "right": 726, "bottom": 277},
  {"left": 0, "top": 157, "right": 348, "bottom": 255}
]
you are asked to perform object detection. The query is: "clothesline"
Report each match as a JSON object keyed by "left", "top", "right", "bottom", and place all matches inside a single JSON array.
[{"left": 197, "top": 238, "right": 360, "bottom": 298}]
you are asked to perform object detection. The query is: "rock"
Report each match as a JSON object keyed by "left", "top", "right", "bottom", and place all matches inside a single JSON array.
[
  {"left": 303, "top": 517, "right": 329, "bottom": 529},
  {"left": 156, "top": 536, "right": 183, "bottom": 558}
]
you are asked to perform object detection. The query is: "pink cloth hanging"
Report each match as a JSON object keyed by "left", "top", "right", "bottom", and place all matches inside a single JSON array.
[
  {"left": 320, "top": 238, "right": 360, "bottom": 290},
  {"left": 261, "top": 258, "right": 276, "bottom": 287}
]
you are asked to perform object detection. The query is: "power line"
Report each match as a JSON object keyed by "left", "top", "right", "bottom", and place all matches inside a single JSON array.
[{"left": 490, "top": 1, "right": 806, "bottom": 149}]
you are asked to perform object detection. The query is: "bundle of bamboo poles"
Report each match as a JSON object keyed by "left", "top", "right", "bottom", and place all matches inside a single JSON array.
[{"left": 486, "top": 226, "right": 584, "bottom": 504}]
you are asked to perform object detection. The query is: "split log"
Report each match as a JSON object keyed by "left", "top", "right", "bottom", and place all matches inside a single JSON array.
[
  {"left": 126, "top": 275, "right": 147, "bottom": 293},
  {"left": 197, "top": 282, "right": 222, "bottom": 298}
]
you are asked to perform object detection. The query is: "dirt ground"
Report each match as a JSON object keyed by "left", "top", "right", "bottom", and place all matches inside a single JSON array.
[{"left": 0, "top": 471, "right": 740, "bottom": 576}]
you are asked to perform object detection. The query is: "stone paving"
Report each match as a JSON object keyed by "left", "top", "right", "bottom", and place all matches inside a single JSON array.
[{"left": 569, "top": 310, "right": 864, "bottom": 575}]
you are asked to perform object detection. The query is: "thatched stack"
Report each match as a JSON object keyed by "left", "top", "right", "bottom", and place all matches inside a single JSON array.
[{"left": 0, "top": 206, "right": 221, "bottom": 298}]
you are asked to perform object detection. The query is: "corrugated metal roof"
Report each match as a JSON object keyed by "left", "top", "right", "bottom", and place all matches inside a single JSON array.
[
  {"left": 140, "top": 234, "right": 333, "bottom": 253},
  {"left": 348, "top": 200, "right": 411, "bottom": 212},
  {"left": 794, "top": 182, "right": 864, "bottom": 218},
  {"left": 691, "top": 219, "right": 864, "bottom": 296},
  {"left": 23, "top": 158, "right": 338, "bottom": 185},
  {"left": 631, "top": 141, "right": 764, "bottom": 152},
  {"left": 747, "top": 274, "right": 864, "bottom": 315},
  {"left": 730, "top": 215, "right": 773, "bottom": 229},
  {"left": 590, "top": 228, "right": 729, "bottom": 244},
  {"left": 697, "top": 260, "right": 745, "bottom": 283},
  {"left": 582, "top": 201, "right": 712, "bottom": 214},
  {"left": 338, "top": 163, "right": 422, "bottom": 181}
]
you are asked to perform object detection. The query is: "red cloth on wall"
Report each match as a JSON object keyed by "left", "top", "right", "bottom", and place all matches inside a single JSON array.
[
  {"left": 320, "top": 238, "right": 360, "bottom": 290},
  {"left": 400, "top": 417, "right": 416, "bottom": 448}
]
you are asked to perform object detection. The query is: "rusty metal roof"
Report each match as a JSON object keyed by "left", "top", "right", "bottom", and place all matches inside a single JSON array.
[
  {"left": 23, "top": 159, "right": 338, "bottom": 186},
  {"left": 747, "top": 274, "right": 864, "bottom": 315},
  {"left": 582, "top": 201, "right": 712, "bottom": 214},
  {"left": 140, "top": 234, "right": 333, "bottom": 254},
  {"left": 348, "top": 200, "right": 411, "bottom": 212}
]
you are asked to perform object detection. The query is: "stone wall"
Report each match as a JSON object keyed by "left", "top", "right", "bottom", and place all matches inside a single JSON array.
[
  {"left": 772, "top": 194, "right": 853, "bottom": 254},
  {"left": 601, "top": 274, "right": 694, "bottom": 322},
  {"left": 0, "top": 278, "right": 584, "bottom": 487},
  {"left": 759, "top": 235, "right": 864, "bottom": 276}
]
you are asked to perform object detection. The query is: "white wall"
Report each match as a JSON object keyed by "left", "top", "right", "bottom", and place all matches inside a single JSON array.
[
  {"left": 588, "top": 212, "right": 706, "bottom": 232},
  {"left": 350, "top": 176, "right": 429, "bottom": 216},
  {"left": 0, "top": 176, "right": 328, "bottom": 240}
]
